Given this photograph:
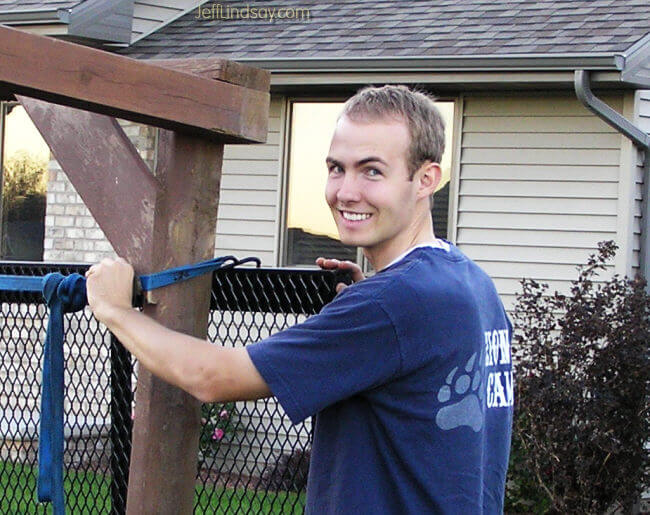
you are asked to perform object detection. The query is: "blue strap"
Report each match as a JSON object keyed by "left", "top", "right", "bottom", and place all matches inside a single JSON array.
[
  {"left": 138, "top": 255, "right": 235, "bottom": 291},
  {"left": 38, "top": 273, "right": 87, "bottom": 514},
  {"left": 0, "top": 275, "right": 44, "bottom": 292},
  {"left": 0, "top": 255, "right": 258, "bottom": 514}
]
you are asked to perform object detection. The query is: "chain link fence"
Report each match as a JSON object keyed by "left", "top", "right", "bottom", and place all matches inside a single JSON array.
[{"left": 0, "top": 261, "right": 348, "bottom": 514}]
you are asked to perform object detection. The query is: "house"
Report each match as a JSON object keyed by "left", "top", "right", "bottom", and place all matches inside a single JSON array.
[
  {"left": 32, "top": 0, "right": 650, "bottom": 311},
  {"left": 2, "top": 1, "right": 649, "bottom": 309},
  {"left": 1, "top": 0, "right": 649, "bottom": 484}
]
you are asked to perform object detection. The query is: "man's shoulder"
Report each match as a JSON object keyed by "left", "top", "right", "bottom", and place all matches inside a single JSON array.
[
  {"left": 345, "top": 245, "right": 497, "bottom": 312},
  {"left": 343, "top": 249, "right": 450, "bottom": 304}
]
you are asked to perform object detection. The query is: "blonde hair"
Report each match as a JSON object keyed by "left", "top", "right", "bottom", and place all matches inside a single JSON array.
[{"left": 340, "top": 85, "right": 445, "bottom": 179}]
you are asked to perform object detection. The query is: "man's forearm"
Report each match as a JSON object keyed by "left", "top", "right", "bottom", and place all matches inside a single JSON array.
[
  {"left": 100, "top": 305, "right": 271, "bottom": 403},
  {"left": 103, "top": 306, "right": 220, "bottom": 400}
]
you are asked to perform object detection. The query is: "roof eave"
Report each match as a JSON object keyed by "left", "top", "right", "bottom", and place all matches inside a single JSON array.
[
  {"left": 620, "top": 33, "right": 650, "bottom": 88},
  {"left": 0, "top": 9, "right": 68, "bottom": 25},
  {"left": 232, "top": 53, "right": 624, "bottom": 74}
]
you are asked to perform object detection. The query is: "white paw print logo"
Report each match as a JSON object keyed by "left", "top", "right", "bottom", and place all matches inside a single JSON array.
[{"left": 435, "top": 353, "right": 484, "bottom": 432}]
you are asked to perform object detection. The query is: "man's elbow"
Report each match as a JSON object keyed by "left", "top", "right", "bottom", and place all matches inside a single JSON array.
[
  {"left": 192, "top": 386, "right": 220, "bottom": 404},
  {"left": 185, "top": 365, "right": 228, "bottom": 404},
  {"left": 179, "top": 347, "right": 271, "bottom": 404}
]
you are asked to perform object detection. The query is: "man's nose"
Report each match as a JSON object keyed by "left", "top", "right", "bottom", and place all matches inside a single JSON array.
[{"left": 336, "top": 173, "right": 362, "bottom": 203}]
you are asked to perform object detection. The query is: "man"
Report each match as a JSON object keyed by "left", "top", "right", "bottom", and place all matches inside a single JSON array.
[{"left": 86, "top": 85, "right": 513, "bottom": 513}]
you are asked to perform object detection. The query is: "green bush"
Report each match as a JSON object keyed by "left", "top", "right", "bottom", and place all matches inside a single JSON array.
[
  {"left": 2, "top": 150, "right": 47, "bottom": 213},
  {"left": 507, "top": 241, "right": 649, "bottom": 513}
]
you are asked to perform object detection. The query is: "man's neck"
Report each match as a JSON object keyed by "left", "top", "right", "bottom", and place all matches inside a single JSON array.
[{"left": 364, "top": 218, "right": 436, "bottom": 271}]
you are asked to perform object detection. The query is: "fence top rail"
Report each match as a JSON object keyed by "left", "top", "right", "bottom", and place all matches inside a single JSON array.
[{"left": 0, "top": 261, "right": 348, "bottom": 314}]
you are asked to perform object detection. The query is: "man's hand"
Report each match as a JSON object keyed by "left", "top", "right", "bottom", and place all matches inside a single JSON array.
[
  {"left": 85, "top": 257, "right": 134, "bottom": 325},
  {"left": 315, "top": 257, "right": 364, "bottom": 293}
]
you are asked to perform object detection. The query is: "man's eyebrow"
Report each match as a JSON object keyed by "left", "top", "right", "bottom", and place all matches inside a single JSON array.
[
  {"left": 325, "top": 156, "right": 388, "bottom": 167},
  {"left": 357, "top": 157, "right": 388, "bottom": 167}
]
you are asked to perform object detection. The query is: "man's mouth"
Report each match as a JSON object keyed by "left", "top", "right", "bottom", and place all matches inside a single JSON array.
[{"left": 340, "top": 210, "right": 372, "bottom": 222}]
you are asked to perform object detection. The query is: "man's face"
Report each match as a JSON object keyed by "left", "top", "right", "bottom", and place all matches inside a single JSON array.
[{"left": 325, "top": 114, "right": 421, "bottom": 254}]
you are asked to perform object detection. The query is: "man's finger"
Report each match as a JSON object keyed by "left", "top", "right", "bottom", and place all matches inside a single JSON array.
[{"left": 316, "top": 257, "right": 341, "bottom": 269}]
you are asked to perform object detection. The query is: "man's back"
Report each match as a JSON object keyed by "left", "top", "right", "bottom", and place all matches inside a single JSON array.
[{"left": 247, "top": 243, "right": 513, "bottom": 514}]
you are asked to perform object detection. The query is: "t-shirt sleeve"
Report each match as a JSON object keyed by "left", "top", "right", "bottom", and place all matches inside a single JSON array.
[{"left": 246, "top": 288, "right": 401, "bottom": 424}]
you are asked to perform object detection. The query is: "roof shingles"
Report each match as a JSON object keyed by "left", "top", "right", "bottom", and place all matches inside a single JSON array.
[{"left": 122, "top": 0, "right": 650, "bottom": 60}]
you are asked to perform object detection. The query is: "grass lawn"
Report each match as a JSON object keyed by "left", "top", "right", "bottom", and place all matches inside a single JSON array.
[{"left": 1, "top": 461, "right": 305, "bottom": 514}]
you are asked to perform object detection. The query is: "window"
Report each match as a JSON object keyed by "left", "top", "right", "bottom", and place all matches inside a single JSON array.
[
  {"left": 0, "top": 102, "right": 49, "bottom": 260},
  {"left": 282, "top": 98, "right": 455, "bottom": 267}
]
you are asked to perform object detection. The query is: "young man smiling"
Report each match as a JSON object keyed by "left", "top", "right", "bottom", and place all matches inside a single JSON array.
[{"left": 86, "top": 85, "right": 513, "bottom": 513}]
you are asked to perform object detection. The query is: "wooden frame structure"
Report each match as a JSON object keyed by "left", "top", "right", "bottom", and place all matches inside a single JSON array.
[{"left": 0, "top": 24, "right": 270, "bottom": 514}]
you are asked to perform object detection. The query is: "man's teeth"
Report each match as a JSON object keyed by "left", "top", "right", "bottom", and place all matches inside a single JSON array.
[{"left": 342, "top": 211, "right": 371, "bottom": 221}]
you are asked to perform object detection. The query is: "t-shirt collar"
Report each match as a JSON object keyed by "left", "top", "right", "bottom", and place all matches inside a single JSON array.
[{"left": 381, "top": 239, "right": 451, "bottom": 271}]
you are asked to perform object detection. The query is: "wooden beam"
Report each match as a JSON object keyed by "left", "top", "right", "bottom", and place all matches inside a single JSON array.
[
  {"left": 0, "top": 25, "right": 269, "bottom": 143},
  {"left": 126, "top": 129, "right": 224, "bottom": 514},
  {"left": 17, "top": 96, "right": 160, "bottom": 262},
  {"left": 148, "top": 58, "right": 270, "bottom": 92}
]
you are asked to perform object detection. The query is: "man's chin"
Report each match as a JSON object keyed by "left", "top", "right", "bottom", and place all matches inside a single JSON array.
[
  {"left": 337, "top": 233, "right": 362, "bottom": 247},
  {"left": 340, "top": 238, "right": 371, "bottom": 251}
]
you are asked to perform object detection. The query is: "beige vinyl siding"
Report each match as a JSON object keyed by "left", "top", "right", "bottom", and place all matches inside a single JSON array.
[
  {"left": 131, "top": 1, "right": 203, "bottom": 43},
  {"left": 635, "top": 90, "right": 650, "bottom": 274},
  {"left": 617, "top": 91, "right": 643, "bottom": 276},
  {"left": 214, "top": 97, "right": 283, "bottom": 265},
  {"left": 457, "top": 93, "right": 625, "bottom": 310},
  {"left": 639, "top": 90, "right": 650, "bottom": 136}
]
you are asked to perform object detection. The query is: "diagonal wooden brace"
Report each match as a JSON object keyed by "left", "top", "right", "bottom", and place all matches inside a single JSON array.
[{"left": 18, "top": 96, "right": 160, "bottom": 265}]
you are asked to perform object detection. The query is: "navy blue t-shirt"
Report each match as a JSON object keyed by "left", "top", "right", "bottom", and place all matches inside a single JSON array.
[{"left": 247, "top": 243, "right": 513, "bottom": 514}]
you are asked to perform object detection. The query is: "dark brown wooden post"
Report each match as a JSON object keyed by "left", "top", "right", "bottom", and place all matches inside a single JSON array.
[
  {"left": 125, "top": 130, "right": 225, "bottom": 514},
  {"left": 1, "top": 26, "right": 270, "bottom": 513}
]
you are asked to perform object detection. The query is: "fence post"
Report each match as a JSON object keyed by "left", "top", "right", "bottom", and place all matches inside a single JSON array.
[{"left": 110, "top": 334, "right": 133, "bottom": 515}]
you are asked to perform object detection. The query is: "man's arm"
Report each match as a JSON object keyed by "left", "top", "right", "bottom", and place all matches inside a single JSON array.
[{"left": 85, "top": 257, "right": 272, "bottom": 403}]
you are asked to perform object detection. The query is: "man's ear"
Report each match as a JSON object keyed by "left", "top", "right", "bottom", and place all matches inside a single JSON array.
[{"left": 417, "top": 161, "right": 442, "bottom": 199}]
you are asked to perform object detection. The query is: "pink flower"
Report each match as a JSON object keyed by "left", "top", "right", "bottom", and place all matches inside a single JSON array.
[
  {"left": 219, "top": 410, "right": 229, "bottom": 419},
  {"left": 212, "top": 428, "right": 225, "bottom": 441}
]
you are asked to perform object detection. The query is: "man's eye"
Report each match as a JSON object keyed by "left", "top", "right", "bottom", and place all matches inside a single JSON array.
[
  {"left": 328, "top": 165, "right": 343, "bottom": 174},
  {"left": 366, "top": 168, "right": 382, "bottom": 177}
]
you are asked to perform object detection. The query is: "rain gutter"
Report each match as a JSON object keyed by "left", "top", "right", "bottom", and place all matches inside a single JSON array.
[
  {"left": 236, "top": 53, "right": 622, "bottom": 74},
  {"left": 575, "top": 69, "right": 650, "bottom": 282}
]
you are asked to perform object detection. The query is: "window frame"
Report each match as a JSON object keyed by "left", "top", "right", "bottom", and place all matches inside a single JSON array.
[{"left": 278, "top": 93, "right": 460, "bottom": 270}]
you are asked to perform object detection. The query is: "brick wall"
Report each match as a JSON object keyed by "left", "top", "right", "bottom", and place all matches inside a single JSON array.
[{"left": 43, "top": 121, "right": 157, "bottom": 263}]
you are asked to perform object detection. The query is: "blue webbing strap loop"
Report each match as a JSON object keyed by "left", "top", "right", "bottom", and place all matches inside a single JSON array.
[
  {"left": 0, "top": 255, "right": 259, "bottom": 514},
  {"left": 38, "top": 273, "right": 87, "bottom": 514}
]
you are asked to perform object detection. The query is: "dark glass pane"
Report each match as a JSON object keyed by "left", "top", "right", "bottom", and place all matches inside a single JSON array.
[
  {"left": 432, "top": 181, "right": 450, "bottom": 240},
  {"left": 286, "top": 227, "right": 356, "bottom": 266},
  {"left": 1, "top": 103, "right": 48, "bottom": 261}
]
